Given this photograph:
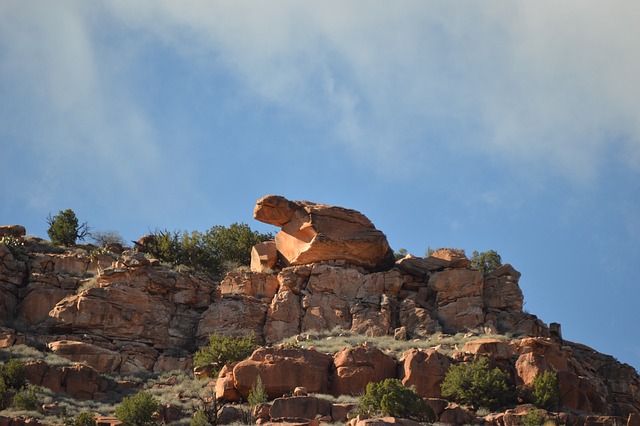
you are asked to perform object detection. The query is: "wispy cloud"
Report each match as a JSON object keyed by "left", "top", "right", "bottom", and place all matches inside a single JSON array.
[{"left": 2, "top": 1, "right": 639, "bottom": 202}]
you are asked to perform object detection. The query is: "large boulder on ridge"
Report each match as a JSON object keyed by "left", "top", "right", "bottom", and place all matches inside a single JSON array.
[{"left": 253, "top": 195, "right": 395, "bottom": 270}]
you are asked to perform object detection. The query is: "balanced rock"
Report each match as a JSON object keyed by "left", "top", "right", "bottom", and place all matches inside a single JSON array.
[{"left": 253, "top": 195, "right": 395, "bottom": 270}]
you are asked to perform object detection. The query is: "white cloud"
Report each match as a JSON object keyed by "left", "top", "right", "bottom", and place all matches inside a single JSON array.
[{"left": 2, "top": 0, "right": 639, "bottom": 197}]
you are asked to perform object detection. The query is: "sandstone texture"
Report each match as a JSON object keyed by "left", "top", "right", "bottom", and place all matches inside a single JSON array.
[
  {"left": 1, "top": 207, "right": 640, "bottom": 423},
  {"left": 254, "top": 195, "right": 395, "bottom": 270}
]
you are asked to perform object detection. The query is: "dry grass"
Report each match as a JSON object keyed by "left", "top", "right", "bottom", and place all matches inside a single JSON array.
[{"left": 280, "top": 327, "right": 511, "bottom": 359}]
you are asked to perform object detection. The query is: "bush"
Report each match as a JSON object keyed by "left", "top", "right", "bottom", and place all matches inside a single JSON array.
[
  {"left": 193, "top": 332, "right": 257, "bottom": 372},
  {"left": 522, "top": 409, "right": 545, "bottom": 426},
  {"left": 532, "top": 371, "right": 560, "bottom": 411},
  {"left": 90, "top": 230, "right": 125, "bottom": 247},
  {"left": 0, "top": 358, "right": 26, "bottom": 389},
  {"left": 114, "top": 390, "right": 159, "bottom": 426},
  {"left": 145, "top": 223, "right": 272, "bottom": 278},
  {"left": 12, "top": 384, "right": 41, "bottom": 411},
  {"left": 247, "top": 375, "right": 268, "bottom": 406},
  {"left": 354, "top": 378, "right": 435, "bottom": 422},
  {"left": 441, "top": 357, "right": 515, "bottom": 410},
  {"left": 470, "top": 250, "right": 502, "bottom": 275},
  {"left": 72, "top": 411, "right": 97, "bottom": 426},
  {"left": 47, "top": 209, "right": 89, "bottom": 246},
  {"left": 190, "top": 409, "right": 211, "bottom": 426}
]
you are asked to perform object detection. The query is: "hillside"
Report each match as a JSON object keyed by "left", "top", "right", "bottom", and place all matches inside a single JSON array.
[{"left": 0, "top": 195, "right": 639, "bottom": 425}]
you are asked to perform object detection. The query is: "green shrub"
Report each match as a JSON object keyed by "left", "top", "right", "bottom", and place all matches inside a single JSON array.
[
  {"left": 0, "top": 358, "right": 26, "bottom": 389},
  {"left": 190, "top": 409, "right": 211, "bottom": 426},
  {"left": 73, "top": 411, "right": 97, "bottom": 426},
  {"left": 47, "top": 209, "right": 89, "bottom": 246},
  {"left": 247, "top": 375, "right": 268, "bottom": 406},
  {"left": 114, "top": 390, "right": 159, "bottom": 426},
  {"left": 470, "top": 250, "right": 502, "bottom": 275},
  {"left": 441, "top": 357, "right": 515, "bottom": 410},
  {"left": 532, "top": 371, "right": 560, "bottom": 411},
  {"left": 145, "top": 223, "right": 271, "bottom": 278},
  {"left": 13, "top": 384, "right": 41, "bottom": 411},
  {"left": 193, "top": 332, "right": 257, "bottom": 372},
  {"left": 354, "top": 378, "right": 435, "bottom": 422},
  {"left": 522, "top": 409, "right": 545, "bottom": 426}
]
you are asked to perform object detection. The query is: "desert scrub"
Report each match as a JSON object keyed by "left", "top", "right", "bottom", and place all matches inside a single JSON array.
[
  {"left": 441, "top": 357, "right": 516, "bottom": 410},
  {"left": 351, "top": 378, "right": 435, "bottom": 423},
  {"left": 193, "top": 332, "right": 257, "bottom": 373},
  {"left": 1, "top": 344, "right": 74, "bottom": 367},
  {"left": 115, "top": 390, "right": 159, "bottom": 426},
  {"left": 532, "top": 371, "right": 560, "bottom": 411},
  {"left": 280, "top": 328, "right": 509, "bottom": 359},
  {"left": 247, "top": 376, "right": 268, "bottom": 406}
]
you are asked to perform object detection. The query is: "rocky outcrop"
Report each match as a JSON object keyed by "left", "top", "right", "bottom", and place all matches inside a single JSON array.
[
  {"left": 331, "top": 345, "right": 397, "bottom": 396},
  {"left": 232, "top": 347, "right": 333, "bottom": 399},
  {"left": 2, "top": 209, "right": 640, "bottom": 421},
  {"left": 400, "top": 349, "right": 450, "bottom": 398},
  {"left": 254, "top": 195, "right": 395, "bottom": 270},
  {"left": 0, "top": 225, "right": 26, "bottom": 238}
]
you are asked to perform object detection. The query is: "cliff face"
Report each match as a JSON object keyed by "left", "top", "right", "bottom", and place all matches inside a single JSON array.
[{"left": 1, "top": 197, "right": 639, "bottom": 419}]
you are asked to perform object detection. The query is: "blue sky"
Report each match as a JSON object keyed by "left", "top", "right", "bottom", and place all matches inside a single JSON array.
[{"left": 1, "top": 2, "right": 639, "bottom": 369}]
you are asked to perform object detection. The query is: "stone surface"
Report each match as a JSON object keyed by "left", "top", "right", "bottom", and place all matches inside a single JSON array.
[
  {"left": 464, "top": 338, "right": 514, "bottom": 361},
  {"left": 264, "top": 290, "right": 302, "bottom": 344},
  {"left": 269, "top": 396, "right": 332, "bottom": 422},
  {"left": 197, "top": 295, "right": 268, "bottom": 344},
  {"left": 219, "top": 271, "right": 279, "bottom": 303},
  {"left": 48, "top": 340, "right": 122, "bottom": 374},
  {"left": 233, "top": 347, "right": 333, "bottom": 399},
  {"left": 428, "top": 268, "right": 484, "bottom": 332},
  {"left": 401, "top": 349, "right": 450, "bottom": 398},
  {"left": 254, "top": 195, "right": 395, "bottom": 270},
  {"left": 331, "top": 345, "right": 397, "bottom": 396},
  {"left": 251, "top": 241, "right": 279, "bottom": 273}
]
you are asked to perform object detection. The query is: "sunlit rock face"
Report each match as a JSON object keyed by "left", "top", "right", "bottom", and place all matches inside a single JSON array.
[{"left": 254, "top": 195, "right": 395, "bottom": 271}]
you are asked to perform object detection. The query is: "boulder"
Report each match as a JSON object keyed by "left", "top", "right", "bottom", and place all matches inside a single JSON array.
[
  {"left": 351, "top": 417, "right": 421, "bottom": 426},
  {"left": 219, "top": 271, "right": 279, "bottom": 303},
  {"left": 233, "top": 347, "right": 333, "bottom": 399},
  {"left": 400, "top": 349, "right": 450, "bottom": 398},
  {"left": 48, "top": 340, "right": 122, "bottom": 374},
  {"left": 0, "top": 225, "right": 26, "bottom": 238},
  {"left": 253, "top": 195, "right": 395, "bottom": 270},
  {"left": 216, "top": 363, "right": 242, "bottom": 401},
  {"left": 396, "top": 249, "right": 471, "bottom": 278},
  {"left": 251, "top": 241, "right": 279, "bottom": 273},
  {"left": 332, "top": 403, "right": 358, "bottom": 422},
  {"left": 331, "top": 345, "right": 397, "bottom": 396},
  {"left": 463, "top": 338, "right": 514, "bottom": 361},
  {"left": 269, "top": 396, "right": 332, "bottom": 422}
]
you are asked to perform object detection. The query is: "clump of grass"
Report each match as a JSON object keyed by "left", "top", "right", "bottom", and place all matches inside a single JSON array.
[
  {"left": 311, "top": 393, "right": 360, "bottom": 405},
  {"left": 0, "top": 345, "right": 73, "bottom": 367}
]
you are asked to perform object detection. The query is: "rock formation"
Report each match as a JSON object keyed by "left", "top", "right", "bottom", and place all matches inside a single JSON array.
[
  {"left": 1, "top": 195, "right": 640, "bottom": 423},
  {"left": 253, "top": 195, "right": 395, "bottom": 270}
]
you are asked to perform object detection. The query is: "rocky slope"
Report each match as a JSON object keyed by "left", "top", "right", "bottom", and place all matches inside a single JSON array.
[{"left": 1, "top": 196, "right": 640, "bottom": 424}]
